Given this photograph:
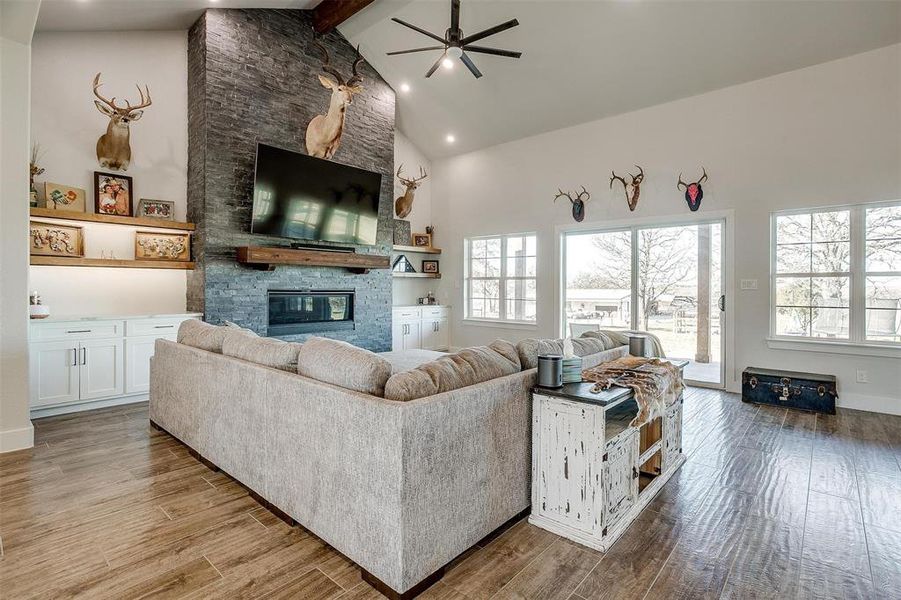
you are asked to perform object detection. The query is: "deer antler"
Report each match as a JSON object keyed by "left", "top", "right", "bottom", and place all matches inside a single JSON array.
[
  {"left": 554, "top": 189, "right": 575, "bottom": 205},
  {"left": 698, "top": 167, "right": 708, "bottom": 184},
  {"left": 313, "top": 38, "right": 345, "bottom": 86},
  {"left": 125, "top": 83, "right": 152, "bottom": 111},
  {"left": 631, "top": 165, "right": 644, "bottom": 183},
  {"left": 397, "top": 163, "right": 428, "bottom": 186},
  {"left": 576, "top": 185, "right": 591, "bottom": 202},
  {"left": 677, "top": 173, "right": 688, "bottom": 190},
  {"left": 93, "top": 72, "right": 152, "bottom": 113},
  {"left": 346, "top": 46, "right": 364, "bottom": 88},
  {"left": 610, "top": 171, "right": 626, "bottom": 189},
  {"left": 93, "top": 72, "right": 119, "bottom": 111}
]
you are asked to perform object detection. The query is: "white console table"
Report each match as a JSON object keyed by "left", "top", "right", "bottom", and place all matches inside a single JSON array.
[
  {"left": 529, "top": 362, "right": 686, "bottom": 552},
  {"left": 29, "top": 313, "right": 200, "bottom": 418}
]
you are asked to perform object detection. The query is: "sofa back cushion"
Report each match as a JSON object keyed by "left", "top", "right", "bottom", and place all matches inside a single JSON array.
[
  {"left": 177, "top": 319, "right": 256, "bottom": 353},
  {"left": 222, "top": 334, "right": 303, "bottom": 372},
  {"left": 384, "top": 340, "right": 520, "bottom": 402},
  {"left": 516, "top": 337, "right": 613, "bottom": 370},
  {"left": 297, "top": 337, "right": 393, "bottom": 397}
]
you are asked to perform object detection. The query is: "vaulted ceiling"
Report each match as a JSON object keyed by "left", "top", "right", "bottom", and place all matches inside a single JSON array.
[{"left": 35, "top": 0, "right": 901, "bottom": 159}]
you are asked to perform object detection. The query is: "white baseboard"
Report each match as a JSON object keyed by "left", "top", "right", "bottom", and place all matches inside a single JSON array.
[
  {"left": 30, "top": 394, "right": 148, "bottom": 419},
  {"left": 836, "top": 393, "right": 900, "bottom": 416},
  {"left": 0, "top": 424, "right": 35, "bottom": 453}
]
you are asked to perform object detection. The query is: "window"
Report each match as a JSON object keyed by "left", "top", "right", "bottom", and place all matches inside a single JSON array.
[
  {"left": 465, "top": 233, "right": 537, "bottom": 323},
  {"left": 771, "top": 202, "right": 901, "bottom": 345}
]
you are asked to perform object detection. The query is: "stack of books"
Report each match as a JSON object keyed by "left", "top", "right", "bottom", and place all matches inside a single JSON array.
[{"left": 562, "top": 357, "right": 583, "bottom": 384}]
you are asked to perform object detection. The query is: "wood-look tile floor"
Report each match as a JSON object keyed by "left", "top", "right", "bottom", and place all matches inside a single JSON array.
[{"left": 2, "top": 388, "right": 900, "bottom": 599}]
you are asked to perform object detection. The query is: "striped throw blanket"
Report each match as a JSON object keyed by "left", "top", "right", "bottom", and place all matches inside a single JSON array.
[{"left": 581, "top": 357, "right": 683, "bottom": 427}]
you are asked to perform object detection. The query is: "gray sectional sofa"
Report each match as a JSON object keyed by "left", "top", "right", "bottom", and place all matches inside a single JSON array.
[{"left": 148, "top": 321, "right": 626, "bottom": 597}]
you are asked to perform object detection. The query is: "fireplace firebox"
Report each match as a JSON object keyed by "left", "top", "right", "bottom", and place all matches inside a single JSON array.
[{"left": 267, "top": 290, "right": 355, "bottom": 336}]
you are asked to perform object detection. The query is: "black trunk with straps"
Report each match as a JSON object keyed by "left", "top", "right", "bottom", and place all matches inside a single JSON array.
[{"left": 741, "top": 367, "right": 837, "bottom": 414}]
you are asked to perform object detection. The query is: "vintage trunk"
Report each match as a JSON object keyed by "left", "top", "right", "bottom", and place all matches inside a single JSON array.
[{"left": 741, "top": 367, "right": 837, "bottom": 414}]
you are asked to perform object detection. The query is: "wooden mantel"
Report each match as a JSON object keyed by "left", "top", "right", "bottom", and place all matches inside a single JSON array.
[{"left": 235, "top": 246, "right": 390, "bottom": 274}]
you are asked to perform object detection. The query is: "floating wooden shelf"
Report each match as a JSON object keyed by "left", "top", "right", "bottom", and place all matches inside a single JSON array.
[
  {"left": 30, "top": 208, "right": 195, "bottom": 231},
  {"left": 392, "top": 272, "right": 441, "bottom": 279},
  {"left": 30, "top": 256, "right": 195, "bottom": 270},
  {"left": 236, "top": 246, "right": 389, "bottom": 274},
  {"left": 392, "top": 245, "right": 441, "bottom": 254}
]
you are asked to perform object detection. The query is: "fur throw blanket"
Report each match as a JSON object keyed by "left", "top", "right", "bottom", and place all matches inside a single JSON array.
[{"left": 581, "top": 357, "right": 683, "bottom": 427}]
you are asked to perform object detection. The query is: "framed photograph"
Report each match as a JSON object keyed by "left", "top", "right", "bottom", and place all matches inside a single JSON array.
[
  {"left": 135, "top": 199, "right": 175, "bottom": 221},
  {"left": 29, "top": 220, "right": 84, "bottom": 258},
  {"left": 94, "top": 171, "right": 133, "bottom": 216},
  {"left": 422, "top": 260, "right": 439, "bottom": 274},
  {"left": 412, "top": 233, "right": 432, "bottom": 247},
  {"left": 135, "top": 231, "right": 191, "bottom": 262},
  {"left": 44, "top": 183, "right": 86, "bottom": 212}
]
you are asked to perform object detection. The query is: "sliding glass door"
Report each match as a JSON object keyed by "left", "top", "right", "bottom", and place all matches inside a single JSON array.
[{"left": 563, "top": 220, "right": 725, "bottom": 386}]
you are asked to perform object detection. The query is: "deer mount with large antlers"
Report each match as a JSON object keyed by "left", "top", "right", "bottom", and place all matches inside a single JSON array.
[
  {"left": 555, "top": 186, "right": 591, "bottom": 222},
  {"left": 92, "top": 73, "right": 152, "bottom": 171},
  {"left": 305, "top": 39, "right": 364, "bottom": 159},
  {"left": 610, "top": 165, "right": 645, "bottom": 212},
  {"left": 678, "top": 167, "right": 708, "bottom": 212},
  {"left": 394, "top": 164, "right": 428, "bottom": 219}
]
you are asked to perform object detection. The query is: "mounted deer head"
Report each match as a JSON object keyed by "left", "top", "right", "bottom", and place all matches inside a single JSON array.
[
  {"left": 394, "top": 163, "right": 428, "bottom": 219},
  {"left": 678, "top": 167, "right": 708, "bottom": 212},
  {"left": 305, "top": 38, "right": 365, "bottom": 159},
  {"left": 610, "top": 165, "right": 644, "bottom": 211},
  {"left": 92, "top": 73, "right": 152, "bottom": 171},
  {"left": 555, "top": 186, "right": 591, "bottom": 222}
]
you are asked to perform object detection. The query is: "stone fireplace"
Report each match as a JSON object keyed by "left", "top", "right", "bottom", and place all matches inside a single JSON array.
[{"left": 185, "top": 9, "right": 395, "bottom": 351}]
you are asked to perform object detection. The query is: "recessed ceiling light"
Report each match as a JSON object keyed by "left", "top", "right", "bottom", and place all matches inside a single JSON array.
[
  {"left": 441, "top": 57, "right": 454, "bottom": 70},
  {"left": 399, "top": 82, "right": 411, "bottom": 93},
  {"left": 446, "top": 134, "right": 456, "bottom": 144}
]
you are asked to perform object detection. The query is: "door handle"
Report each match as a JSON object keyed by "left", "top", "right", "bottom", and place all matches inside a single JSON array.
[
  {"left": 67, "top": 329, "right": 92, "bottom": 334},
  {"left": 718, "top": 295, "right": 726, "bottom": 311},
  {"left": 81, "top": 348, "right": 87, "bottom": 365},
  {"left": 72, "top": 348, "right": 78, "bottom": 367},
  {"left": 153, "top": 325, "right": 174, "bottom": 329}
]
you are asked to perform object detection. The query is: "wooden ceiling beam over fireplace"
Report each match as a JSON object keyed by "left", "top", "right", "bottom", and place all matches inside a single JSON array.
[{"left": 313, "top": 0, "right": 377, "bottom": 33}]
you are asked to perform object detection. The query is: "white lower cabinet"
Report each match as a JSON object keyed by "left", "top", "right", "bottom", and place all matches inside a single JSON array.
[
  {"left": 392, "top": 306, "right": 450, "bottom": 351},
  {"left": 29, "top": 314, "right": 199, "bottom": 415}
]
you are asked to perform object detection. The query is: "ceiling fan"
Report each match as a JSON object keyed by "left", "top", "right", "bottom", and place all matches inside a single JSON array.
[{"left": 386, "top": 0, "right": 521, "bottom": 79}]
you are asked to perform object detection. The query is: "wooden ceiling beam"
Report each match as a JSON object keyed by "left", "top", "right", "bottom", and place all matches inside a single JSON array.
[{"left": 313, "top": 0, "right": 377, "bottom": 33}]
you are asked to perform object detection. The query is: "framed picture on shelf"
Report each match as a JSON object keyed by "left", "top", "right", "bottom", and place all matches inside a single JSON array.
[
  {"left": 412, "top": 233, "right": 431, "bottom": 248},
  {"left": 94, "top": 171, "right": 133, "bottom": 216},
  {"left": 44, "top": 183, "right": 86, "bottom": 212},
  {"left": 29, "top": 220, "right": 84, "bottom": 258},
  {"left": 135, "top": 199, "right": 175, "bottom": 221},
  {"left": 422, "top": 260, "right": 439, "bottom": 274},
  {"left": 135, "top": 231, "right": 191, "bottom": 262}
]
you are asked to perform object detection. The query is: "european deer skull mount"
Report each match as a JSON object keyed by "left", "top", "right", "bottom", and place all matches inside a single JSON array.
[
  {"left": 305, "top": 39, "right": 364, "bottom": 159},
  {"left": 92, "top": 73, "right": 152, "bottom": 171},
  {"left": 610, "top": 165, "right": 644, "bottom": 211},
  {"left": 678, "top": 167, "right": 708, "bottom": 212},
  {"left": 394, "top": 163, "right": 428, "bottom": 218},
  {"left": 555, "top": 186, "right": 591, "bottom": 222}
]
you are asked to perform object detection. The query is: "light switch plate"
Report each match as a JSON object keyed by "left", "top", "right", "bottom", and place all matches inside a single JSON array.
[{"left": 740, "top": 279, "right": 758, "bottom": 290}]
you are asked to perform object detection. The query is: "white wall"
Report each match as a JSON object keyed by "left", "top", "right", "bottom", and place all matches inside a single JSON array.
[
  {"left": 392, "top": 129, "right": 437, "bottom": 306},
  {"left": 431, "top": 44, "right": 901, "bottom": 414},
  {"left": 29, "top": 31, "right": 188, "bottom": 317},
  {"left": 1, "top": 0, "right": 40, "bottom": 452}
]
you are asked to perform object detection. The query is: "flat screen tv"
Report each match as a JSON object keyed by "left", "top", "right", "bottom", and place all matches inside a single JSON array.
[{"left": 250, "top": 143, "right": 382, "bottom": 246}]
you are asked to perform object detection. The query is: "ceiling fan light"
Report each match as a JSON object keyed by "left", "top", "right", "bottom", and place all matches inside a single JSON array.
[
  {"left": 442, "top": 57, "right": 454, "bottom": 69},
  {"left": 447, "top": 46, "right": 463, "bottom": 59}
]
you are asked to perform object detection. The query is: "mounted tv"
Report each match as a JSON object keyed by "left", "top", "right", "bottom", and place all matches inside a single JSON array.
[{"left": 250, "top": 143, "right": 382, "bottom": 246}]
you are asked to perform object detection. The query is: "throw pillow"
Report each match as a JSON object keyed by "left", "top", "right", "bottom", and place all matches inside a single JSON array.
[
  {"left": 222, "top": 334, "right": 302, "bottom": 372},
  {"left": 297, "top": 337, "right": 393, "bottom": 397}
]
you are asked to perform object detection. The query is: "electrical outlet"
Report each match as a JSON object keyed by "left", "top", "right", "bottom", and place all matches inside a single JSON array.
[
  {"left": 740, "top": 279, "right": 758, "bottom": 290},
  {"left": 856, "top": 369, "right": 869, "bottom": 383}
]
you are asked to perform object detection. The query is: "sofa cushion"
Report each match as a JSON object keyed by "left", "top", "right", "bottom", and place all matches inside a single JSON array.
[
  {"left": 222, "top": 334, "right": 303, "bottom": 372},
  {"left": 379, "top": 349, "right": 447, "bottom": 374},
  {"left": 177, "top": 319, "right": 256, "bottom": 353},
  {"left": 297, "top": 337, "right": 393, "bottom": 396},
  {"left": 383, "top": 340, "right": 520, "bottom": 402},
  {"left": 516, "top": 337, "right": 611, "bottom": 370}
]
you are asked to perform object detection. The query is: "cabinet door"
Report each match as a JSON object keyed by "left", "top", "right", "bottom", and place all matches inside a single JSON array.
[
  {"left": 79, "top": 339, "right": 124, "bottom": 401},
  {"left": 420, "top": 319, "right": 437, "bottom": 350},
  {"left": 662, "top": 399, "right": 683, "bottom": 472},
  {"left": 533, "top": 395, "right": 604, "bottom": 533},
  {"left": 391, "top": 322, "right": 406, "bottom": 352},
  {"left": 125, "top": 335, "right": 175, "bottom": 395},
  {"left": 604, "top": 431, "right": 638, "bottom": 529},
  {"left": 29, "top": 341, "right": 79, "bottom": 408},
  {"left": 404, "top": 320, "right": 422, "bottom": 350},
  {"left": 432, "top": 318, "right": 449, "bottom": 351}
]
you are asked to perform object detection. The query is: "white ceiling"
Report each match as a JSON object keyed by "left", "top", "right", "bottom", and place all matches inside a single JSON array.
[
  {"left": 35, "top": 0, "right": 321, "bottom": 31},
  {"left": 35, "top": 1, "right": 901, "bottom": 159}
]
